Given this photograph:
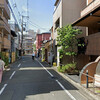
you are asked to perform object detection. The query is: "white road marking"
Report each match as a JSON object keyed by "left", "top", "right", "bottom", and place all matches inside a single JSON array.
[
  {"left": 0, "top": 63, "right": 20, "bottom": 95},
  {"left": 36, "top": 59, "right": 76, "bottom": 100},
  {"left": 18, "top": 63, "right": 21, "bottom": 68},
  {"left": 9, "top": 71, "right": 16, "bottom": 79},
  {"left": 56, "top": 80, "right": 76, "bottom": 100},
  {"left": 0, "top": 84, "right": 7, "bottom": 95},
  {"left": 36, "top": 59, "right": 54, "bottom": 77}
]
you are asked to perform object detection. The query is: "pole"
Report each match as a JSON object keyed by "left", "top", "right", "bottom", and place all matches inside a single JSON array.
[
  {"left": 21, "top": 16, "right": 23, "bottom": 57},
  {"left": 86, "top": 70, "right": 88, "bottom": 88}
]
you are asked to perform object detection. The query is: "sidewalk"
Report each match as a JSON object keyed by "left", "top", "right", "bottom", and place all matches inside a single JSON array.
[{"left": 65, "top": 74, "right": 80, "bottom": 83}]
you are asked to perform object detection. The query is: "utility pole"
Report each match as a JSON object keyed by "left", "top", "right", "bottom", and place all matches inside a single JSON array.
[
  {"left": 21, "top": 16, "right": 24, "bottom": 56},
  {"left": 21, "top": 15, "right": 29, "bottom": 56}
]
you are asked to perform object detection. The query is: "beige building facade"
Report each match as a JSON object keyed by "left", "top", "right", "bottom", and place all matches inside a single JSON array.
[{"left": 53, "top": 0, "right": 87, "bottom": 66}]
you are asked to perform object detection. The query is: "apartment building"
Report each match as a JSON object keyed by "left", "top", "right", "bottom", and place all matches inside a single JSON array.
[
  {"left": 24, "top": 37, "right": 33, "bottom": 54},
  {"left": 23, "top": 34, "right": 34, "bottom": 55},
  {"left": 53, "top": 0, "right": 87, "bottom": 66},
  {"left": 28, "top": 29, "right": 36, "bottom": 42},
  {"left": 36, "top": 32, "right": 51, "bottom": 50},
  {"left": 0, "top": 0, "right": 10, "bottom": 57}
]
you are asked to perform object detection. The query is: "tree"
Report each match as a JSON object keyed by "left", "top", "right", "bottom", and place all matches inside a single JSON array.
[
  {"left": 33, "top": 44, "right": 36, "bottom": 52},
  {"left": 57, "top": 24, "right": 82, "bottom": 63}
]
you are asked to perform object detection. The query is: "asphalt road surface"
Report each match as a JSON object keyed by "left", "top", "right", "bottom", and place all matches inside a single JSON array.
[{"left": 0, "top": 55, "right": 94, "bottom": 100}]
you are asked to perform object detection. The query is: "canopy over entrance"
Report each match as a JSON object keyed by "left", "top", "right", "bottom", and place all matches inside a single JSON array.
[{"left": 72, "top": 7, "right": 100, "bottom": 27}]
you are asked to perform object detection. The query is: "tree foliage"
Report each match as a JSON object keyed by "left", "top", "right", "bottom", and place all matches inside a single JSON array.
[
  {"left": 0, "top": 52, "right": 9, "bottom": 66},
  {"left": 57, "top": 24, "right": 82, "bottom": 63},
  {"left": 33, "top": 44, "right": 36, "bottom": 52}
]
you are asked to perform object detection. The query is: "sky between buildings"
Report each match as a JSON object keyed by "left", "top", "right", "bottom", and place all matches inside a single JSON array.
[{"left": 9, "top": 0, "right": 56, "bottom": 33}]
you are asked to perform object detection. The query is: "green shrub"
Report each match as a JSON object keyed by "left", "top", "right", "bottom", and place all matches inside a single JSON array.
[
  {"left": 0, "top": 52, "right": 9, "bottom": 66},
  {"left": 58, "top": 63, "right": 77, "bottom": 73},
  {"left": 58, "top": 66, "right": 66, "bottom": 73}
]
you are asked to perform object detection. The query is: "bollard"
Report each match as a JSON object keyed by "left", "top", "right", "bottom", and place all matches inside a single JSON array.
[{"left": 86, "top": 70, "right": 88, "bottom": 88}]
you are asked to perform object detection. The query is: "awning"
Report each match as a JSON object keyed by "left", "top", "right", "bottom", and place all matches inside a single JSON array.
[{"left": 72, "top": 7, "right": 100, "bottom": 27}]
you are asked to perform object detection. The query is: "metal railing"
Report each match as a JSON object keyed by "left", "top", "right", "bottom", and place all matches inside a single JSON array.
[{"left": 80, "top": 71, "right": 100, "bottom": 94}]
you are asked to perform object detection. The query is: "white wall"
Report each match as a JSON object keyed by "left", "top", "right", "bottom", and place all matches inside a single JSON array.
[{"left": 53, "top": 0, "right": 62, "bottom": 41}]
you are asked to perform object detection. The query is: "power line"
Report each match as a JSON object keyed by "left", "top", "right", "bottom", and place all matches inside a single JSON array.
[
  {"left": 8, "top": 1, "right": 21, "bottom": 31},
  {"left": 26, "top": 0, "right": 29, "bottom": 31},
  {"left": 28, "top": 21, "right": 49, "bottom": 31},
  {"left": 29, "top": 20, "right": 50, "bottom": 30}
]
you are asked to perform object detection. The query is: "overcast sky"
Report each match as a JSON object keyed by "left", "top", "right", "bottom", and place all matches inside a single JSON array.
[{"left": 9, "top": 0, "right": 56, "bottom": 33}]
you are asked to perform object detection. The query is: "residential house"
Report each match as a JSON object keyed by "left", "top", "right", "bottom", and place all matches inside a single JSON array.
[
  {"left": 36, "top": 34, "right": 42, "bottom": 57},
  {"left": 42, "top": 27, "right": 54, "bottom": 64},
  {"left": 43, "top": 39, "right": 53, "bottom": 64},
  {"left": 36, "top": 32, "right": 51, "bottom": 57},
  {"left": 53, "top": 0, "right": 87, "bottom": 66},
  {"left": 9, "top": 23, "right": 21, "bottom": 62},
  {"left": 0, "top": 0, "right": 11, "bottom": 58},
  {"left": 72, "top": 0, "right": 100, "bottom": 84}
]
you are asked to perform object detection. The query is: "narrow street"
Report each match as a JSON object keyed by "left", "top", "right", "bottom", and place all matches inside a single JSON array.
[{"left": 0, "top": 56, "right": 94, "bottom": 100}]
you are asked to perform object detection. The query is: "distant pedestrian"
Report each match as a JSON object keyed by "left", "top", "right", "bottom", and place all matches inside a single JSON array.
[
  {"left": 32, "top": 53, "right": 35, "bottom": 60},
  {"left": 0, "top": 56, "right": 5, "bottom": 83}
]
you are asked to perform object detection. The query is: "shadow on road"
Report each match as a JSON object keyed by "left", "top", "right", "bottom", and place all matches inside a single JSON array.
[{"left": 0, "top": 55, "right": 79, "bottom": 100}]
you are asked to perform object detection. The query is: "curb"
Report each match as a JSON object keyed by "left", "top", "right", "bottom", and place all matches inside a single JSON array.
[
  {"left": 52, "top": 67, "right": 100, "bottom": 100},
  {"left": 3, "top": 57, "right": 21, "bottom": 72}
]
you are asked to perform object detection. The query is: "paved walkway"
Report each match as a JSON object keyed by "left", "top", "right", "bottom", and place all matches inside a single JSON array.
[{"left": 65, "top": 74, "right": 80, "bottom": 83}]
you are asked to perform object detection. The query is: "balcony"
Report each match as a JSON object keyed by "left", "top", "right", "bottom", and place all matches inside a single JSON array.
[
  {"left": 0, "top": 0, "right": 10, "bottom": 19},
  {"left": 3, "top": 37, "right": 11, "bottom": 49},
  {"left": 85, "top": 32, "right": 100, "bottom": 55},
  {"left": 54, "top": 0, "right": 61, "bottom": 14},
  {"left": 0, "top": 18, "right": 10, "bottom": 33},
  {"left": 81, "top": 0, "right": 100, "bottom": 17}
]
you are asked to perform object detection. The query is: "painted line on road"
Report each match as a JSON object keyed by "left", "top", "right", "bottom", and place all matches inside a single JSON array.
[
  {"left": 0, "top": 84, "right": 7, "bottom": 95},
  {"left": 36, "top": 59, "right": 54, "bottom": 77},
  {"left": 9, "top": 71, "right": 16, "bottom": 79},
  {"left": 56, "top": 80, "right": 76, "bottom": 100},
  {"left": 36, "top": 59, "right": 76, "bottom": 100},
  {"left": 18, "top": 63, "right": 21, "bottom": 68}
]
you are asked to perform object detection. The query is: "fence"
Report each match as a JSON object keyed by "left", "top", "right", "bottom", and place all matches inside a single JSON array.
[{"left": 80, "top": 72, "right": 100, "bottom": 95}]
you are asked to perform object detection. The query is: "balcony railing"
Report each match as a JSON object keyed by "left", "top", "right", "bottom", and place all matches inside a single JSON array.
[
  {"left": 81, "top": 0, "right": 100, "bottom": 17},
  {"left": 0, "top": 0, "right": 10, "bottom": 19},
  {"left": 3, "top": 37, "right": 11, "bottom": 49},
  {"left": 0, "top": 19, "right": 10, "bottom": 33}
]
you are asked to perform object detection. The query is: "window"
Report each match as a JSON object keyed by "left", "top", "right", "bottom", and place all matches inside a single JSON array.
[
  {"left": 55, "top": 18, "right": 60, "bottom": 29},
  {"left": 78, "top": 37, "right": 87, "bottom": 54}
]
